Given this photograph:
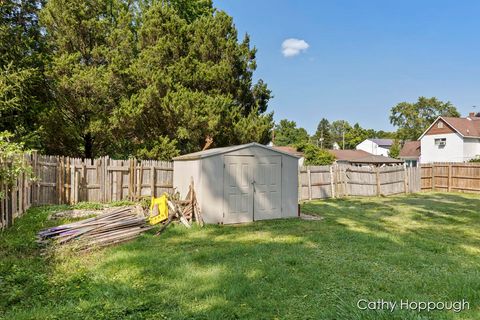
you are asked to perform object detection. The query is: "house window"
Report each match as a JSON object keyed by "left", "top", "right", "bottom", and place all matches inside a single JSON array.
[
  {"left": 434, "top": 138, "right": 446, "bottom": 147},
  {"left": 437, "top": 121, "right": 444, "bottom": 128}
]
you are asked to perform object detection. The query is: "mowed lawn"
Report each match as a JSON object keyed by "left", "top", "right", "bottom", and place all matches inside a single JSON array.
[{"left": 1, "top": 193, "right": 480, "bottom": 319}]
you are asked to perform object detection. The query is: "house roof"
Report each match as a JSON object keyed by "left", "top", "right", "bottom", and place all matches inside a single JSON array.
[
  {"left": 399, "top": 141, "right": 421, "bottom": 158},
  {"left": 329, "top": 149, "right": 372, "bottom": 161},
  {"left": 173, "top": 142, "right": 300, "bottom": 161},
  {"left": 349, "top": 155, "right": 404, "bottom": 164},
  {"left": 368, "top": 138, "right": 394, "bottom": 147},
  {"left": 271, "top": 146, "right": 304, "bottom": 157},
  {"left": 419, "top": 115, "right": 480, "bottom": 139}
]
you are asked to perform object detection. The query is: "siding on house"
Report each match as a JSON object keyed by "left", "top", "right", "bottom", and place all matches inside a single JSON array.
[
  {"left": 356, "top": 139, "right": 391, "bottom": 157},
  {"left": 420, "top": 132, "right": 465, "bottom": 163},
  {"left": 424, "top": 119, "right": 456, "bottom": 135}
]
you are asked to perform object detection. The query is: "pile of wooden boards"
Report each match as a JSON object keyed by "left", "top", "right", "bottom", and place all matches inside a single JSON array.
[
  {"left": 156, "top": 180, "right": 204, "bottom": 235},
  {"left": 37, "top": 206, "right": 152, "bottom": 250}
]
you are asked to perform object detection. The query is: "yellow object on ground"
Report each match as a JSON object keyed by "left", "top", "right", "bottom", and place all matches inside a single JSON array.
[{"left": 149, "top": 194, "right": 169, "bottom": 225}]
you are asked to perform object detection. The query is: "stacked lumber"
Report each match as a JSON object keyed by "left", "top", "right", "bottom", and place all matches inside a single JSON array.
[{"left": 37, "top": 206, "right": 152, "bottom": 250}]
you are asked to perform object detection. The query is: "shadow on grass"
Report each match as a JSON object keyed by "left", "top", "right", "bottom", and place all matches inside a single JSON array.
[{"left": 1, "top": 193, "right": 480, "bottom": 319}]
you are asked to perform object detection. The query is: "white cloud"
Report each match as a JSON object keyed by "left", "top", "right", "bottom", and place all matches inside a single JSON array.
[{"left": 281, "top": 38, "right": 309, "bottom": 57}]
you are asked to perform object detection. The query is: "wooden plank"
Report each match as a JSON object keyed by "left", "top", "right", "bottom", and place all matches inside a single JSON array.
[
  {"left": 431, "top": 164, "right": 435, "bottom": 191},
  {"left": 375, "top": 167, "right": 381, "bottom": 196},
  {"left": 307, "top": 168, "right": 312, "bottom": 200},
  {"left": 447, "top": 164, "right": 452, "bottom": 192}
]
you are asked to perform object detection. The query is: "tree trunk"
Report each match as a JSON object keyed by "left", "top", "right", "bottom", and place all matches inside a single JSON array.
[{"left": 84, "top": 132, "right": 93, "bottom": 159}]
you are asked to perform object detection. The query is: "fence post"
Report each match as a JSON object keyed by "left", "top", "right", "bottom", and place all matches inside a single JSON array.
[
  {"left": 307, "top": 167, "right": 312, "bottom": 200},
  {"left": 329, "top": 165, "right": 335, "bottom": 198},
  {"left": 32, "top": 150, "right": 39, "bottom": 205},
  {"left": 129, "top": 159, "right": 135, "bottom": 200},
  {"left": 150, "top": 162, "right": 156, "bottom": 198},
  {"left": 137, "top": 161, "right": 143, "bottom": 199},
  {"left": 404, "top": 166, "right": 408, "bottom": 194},
  {"left": 343, "top": 167, "right": 349, "bottom": 197}
]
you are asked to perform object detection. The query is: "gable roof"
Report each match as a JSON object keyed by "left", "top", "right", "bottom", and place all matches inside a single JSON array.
[
  {"left": 419, "top": 116, "right": 480, "bottom": 139},
  {"left": 329, "top": 149, "right": 372, "bottom": 161},
  {"left": 399, "top": 141, "right": 421, "bottom": 158},
  {"left": 368, "top": 138, "right": 394, "bottom": 147},
  {"left": 173, "top": 142, "right": 300, "bottom": 161}
]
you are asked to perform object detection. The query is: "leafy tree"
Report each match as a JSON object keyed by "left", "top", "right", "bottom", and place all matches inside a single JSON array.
[
  {"left": 330, "top": 120, "right": 352, "bottom": 149},
  {"left": 273, "top": 119, "right": 309, "bottom": 146},
  {"left": 375, "top": 130, "right": 396, "bottom": 139},
  {"left": 0, "top": 132, "right": 32, "bottom": 199},
  {"left": 312, "top": 118, "right": 333, "bottom": 149},
  {"left": 388, "top": 140, "right": 401, "bottom": 159},
  {"left": 300, "top": 143, "right": 335, "bottom": 165},
  {"left": 390, "top": 97, "right": 460, "bottom": 141}
]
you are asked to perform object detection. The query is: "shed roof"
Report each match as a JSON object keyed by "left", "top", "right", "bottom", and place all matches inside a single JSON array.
[{"left": 173, "top": 142, "right": 300, "bottom": 161}]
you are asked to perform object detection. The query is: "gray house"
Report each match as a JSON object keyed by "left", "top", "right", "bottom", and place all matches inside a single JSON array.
[{"left": 173, "top": 143, "right": 299, "bottom": 224}]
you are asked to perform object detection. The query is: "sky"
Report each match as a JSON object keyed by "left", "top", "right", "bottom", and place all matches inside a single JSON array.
[{"left": 213, "top": 0, "right": 480, "bottom": 134}]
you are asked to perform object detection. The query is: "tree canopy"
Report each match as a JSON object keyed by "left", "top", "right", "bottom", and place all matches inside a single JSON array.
[
  {"left": 273, "top": 119, "right": 309, "bottom": 147},
  {"left": 1, "top": 0, "right": 273, "bottom": 160},
  {"left": 390, "top": 97, "right": 460, "bottom": 141}
]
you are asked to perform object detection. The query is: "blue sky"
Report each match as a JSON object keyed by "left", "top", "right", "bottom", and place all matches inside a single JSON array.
[{"left": 213, "top": 0, "right": 480, "bottom": 134}]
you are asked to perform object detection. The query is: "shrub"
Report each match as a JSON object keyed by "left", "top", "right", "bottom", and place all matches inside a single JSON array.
[
  {"left": 0, "top": 131, "right": 32, "bottom": 199},
  {"left": 300, "top": 143, "right": 335, "bottom": 166}
]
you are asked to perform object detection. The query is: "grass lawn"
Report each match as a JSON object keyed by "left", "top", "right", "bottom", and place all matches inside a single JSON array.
[{"left": 1, "top": 192, "right": 480, "bottom": 319}]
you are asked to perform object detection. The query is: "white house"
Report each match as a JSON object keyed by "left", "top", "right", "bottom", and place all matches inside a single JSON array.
[
  {"left": 419, "top": 113, "right": 480, "bottom": 163},
  {"left": 356, "top": 138, "right": 393, "bottom": 157}
]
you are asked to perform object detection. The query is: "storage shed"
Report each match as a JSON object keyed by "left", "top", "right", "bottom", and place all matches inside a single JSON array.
[{"left": 173, "top": 143, "right": 299, "bottom": 224}]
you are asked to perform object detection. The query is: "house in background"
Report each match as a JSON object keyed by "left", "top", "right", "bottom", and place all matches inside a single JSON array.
[
  {"left": 356, "top": 138, "right": 393, "bottom": 157},
  {"left": 399, "top": 141, "right": 421, "bottom": 167},
  {"left": 419, "top": 112, "right": 480, "bottom": 163},
  {"left": 329, "top": 149, "right": 403, "bottom": 166}
]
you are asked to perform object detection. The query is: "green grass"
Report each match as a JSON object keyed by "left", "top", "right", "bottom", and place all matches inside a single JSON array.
[{"left": 1, "top": 193, "right": 480, "bottom": 319}]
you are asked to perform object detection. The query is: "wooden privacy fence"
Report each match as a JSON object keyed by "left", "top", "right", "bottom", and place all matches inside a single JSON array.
[
  {"left": 421, "top": 163, "right": 480, "bottom": 193},
  {"left": 1, "top": 152, "right": 173, "bottom": 229},
  {"left": 299, "top": 164, "right": 421, "bottom": 201},
  {"left": 0, "top": 153, "right": 33, "bottom": 230}
]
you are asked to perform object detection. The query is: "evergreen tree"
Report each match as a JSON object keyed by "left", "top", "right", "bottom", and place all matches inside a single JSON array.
[
  {"left": 0, "top": 0, "right": 49, "bottom": 148},
  {"left": 38, "top": 0, "right": 273, "bottom": 159},
  {"left": 312, "top": 118, "right": 332, "bottom": 149}
]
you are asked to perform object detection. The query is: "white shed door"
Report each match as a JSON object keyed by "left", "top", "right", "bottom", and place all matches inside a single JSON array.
[
  {"left": 223, "top": 156, "right": 254, "bottom": 224},
  {"left": 254, "top": 156, "right": 282, "bottom": 220}
]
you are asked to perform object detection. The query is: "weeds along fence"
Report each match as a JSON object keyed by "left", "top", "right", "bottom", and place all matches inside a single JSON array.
[
  {"left": 421, "top": 163, "right": 480, "bottom": 193},
  {"left": 1, "top": 152, "right": 173, "bottom": 229},
  {"left": 299, "top": 164, "right": 421, "bottom": 201}
]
